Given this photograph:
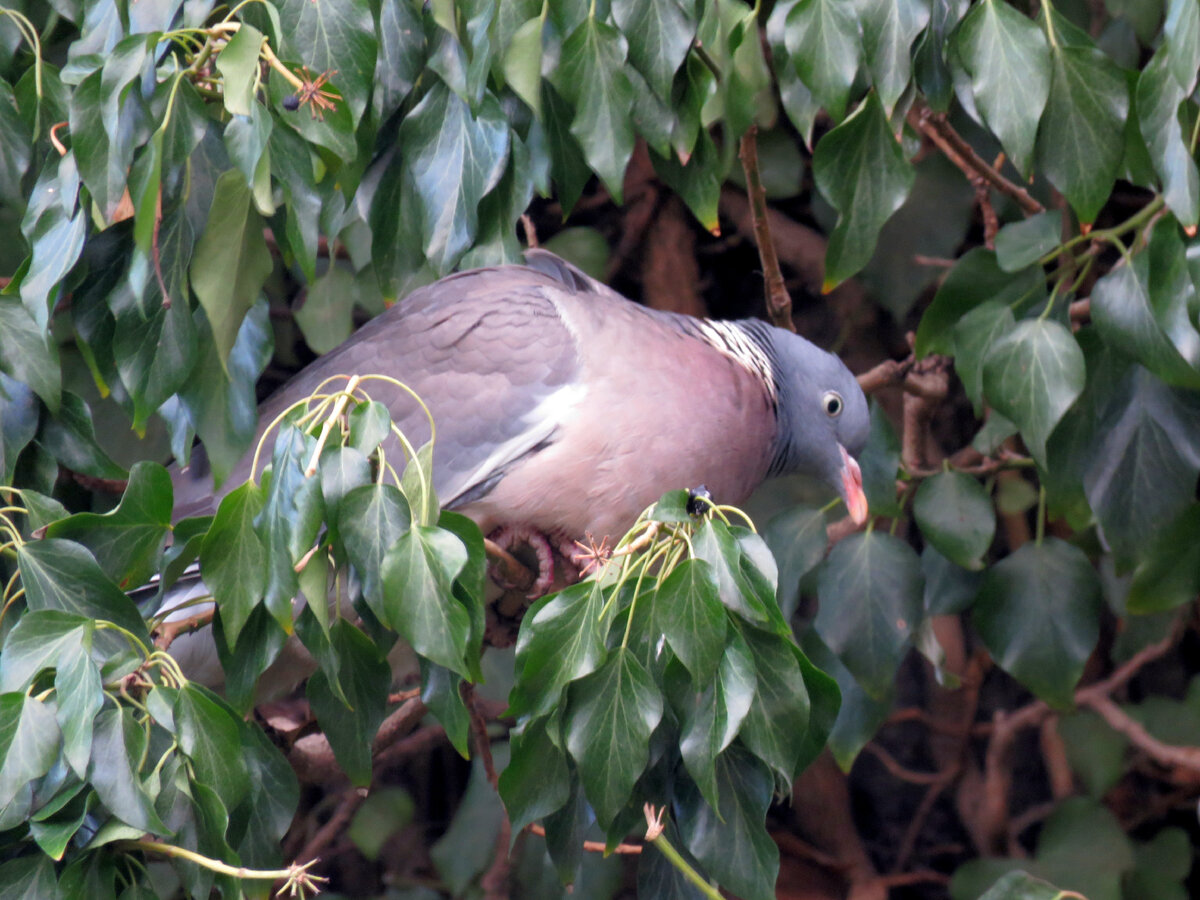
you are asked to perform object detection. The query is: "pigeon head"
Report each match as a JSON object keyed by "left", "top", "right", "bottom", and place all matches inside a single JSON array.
[{"left": 762, "top": 327, "right": 870, "bottom": 524}]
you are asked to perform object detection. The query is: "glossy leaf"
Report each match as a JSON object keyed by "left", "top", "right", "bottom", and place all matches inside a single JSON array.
[
  {"left": 273, "top": 0, "right": 377, "bottom": 125},
  {"left": 189, "top": 170, "right": 273, "bottom": 372},
  {"left": 0, "top": 298, "right": 61, "bottom": 412},
  {"left": 738, "top": 625, "right": 810, "bottom": 782},
  {"left": 654, "top": 558, "right": 727, "bottom": 686},
  {"left": 198, "top": 481, "right": 268, "bottom": 649},
  {"left": 174, "top": 684, "right": 250, "bottom": 815},
  {"left": 550, "top": 16, "right": 635, "bottom": 201},
  {"left": 784, "top": 0, "right": 861, "bottom": 122},
  {"left": 956, "top": 0, "right": 1051, "bottom": 177},
  {"left": 812, "top": 91, "right": 915, "bottom": 289},
  {"left": 1127, "top": 503, "right": 1200, "bottom": 613},
  {"left": 982, "top": 318, "right": 1086, "bottom": 467},
  {"left": 815, "top": 531, "right": 923, "bottom": 699},
  {"left": 972, "top": 538, "right": 1102, "bottom": 708},
  {"left": 214, "top": 23, "right": 262, "bottom": 118},
  {"left": 1137, "top": 49, "right": 1200, "bottom": 227},
  {"left": 0, "top": 693, "right": 60, "bottom": 810},
  {"left": 953, "top": 301, "right": 1017, "bottom": 415},
  {"left": 912, "top": 470, "right": 995, "bottom": 570},
  {"left": 857, "top": 400, "right": 902, "bottom": 517},
  {"left": 89, "top": 707, "right": 169, "bottom": 833},
  {"left": 498, "top": 718, "right": 571, "bottom": 834},
  {"left": 859, "top": 0, "right": 929, "bottom": 115},
  {"left": 564, "top": 647, "right": 663, "bottom": 828},
  {"left": 0, "top": 610, "right": 93, "bottom": 693},
  {"left": 1165, "top": 0, "right": 1200, "bottom": 92},
  {"left": 994, "top": 211, "right": 1062, "bottom": 273},
  {"left": 613, "top": 0, "right": 695, "bottom": 102}
]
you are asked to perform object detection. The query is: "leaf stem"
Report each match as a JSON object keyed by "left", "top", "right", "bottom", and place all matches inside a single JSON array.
[
  {"left": 116, "top": 840, "right": 328, "bottom": 896},
  {"left": 644, "top": 830, "right": 722, "bottom": 899},
  {"left": 1035, "top": 485, "right": 1046, "bottom": 545}
]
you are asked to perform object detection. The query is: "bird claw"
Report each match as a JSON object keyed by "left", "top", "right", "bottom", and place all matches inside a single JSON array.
[{"left": 488, "top": 525, "right": 557, "bottom": 597}]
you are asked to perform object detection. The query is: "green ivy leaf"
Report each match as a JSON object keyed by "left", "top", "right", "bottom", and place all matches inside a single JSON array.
[
  {"left": 812, "top": 91, "right": 915, "bottom": 290},
  {"left": 199, "top": 481, "right": 268, "bottom": 649},
  {"left": 1164, "top": 0, "right": 1200, "bottom": 93},
  {"left": 0, "top": 693, "right": 60, "bottom": 810},
  {"left": 801, "top": 630, "right": 891, "bottom": 770},
  {"left": 499, "top": 717, "right": 571, "bottom": 833},
  {"left": 375, "top": 0, "right": 425, "bottom": 121},
  {"left": 501, "top": 17, "right": 544, "bottom": 118},
  {"left": 1127, "top": 503, "right": 1200, "bottom": 613},
  {"left": 1035, "top": 12, "right": 1129, "bottom": 224},
  {"left": 397, "top": 81, "right": 510, "bottom": 273},
  {"left": 912, "top": 470, "right": 995, "bottom": 570},
  {"left": 380, "top": 525, "right": 472, "bottom": 677},
  {"left": 38, "top": 391, "right": 125, "bottom": 480},
  {"left": 916, "top": 248, "right": 1045, "bottom": 357},
  {"left": 995, "top": 210, "right": 1062, "bottom": 273},
  {"left": 189, "top": 170, "right": 273, "bottom": 373},
  {"left": 737, "top": 625, "right": 810, "bottom": 782},
  {"left": 89, "top": 706, "right": 169, "bottom": 834},
  {"left": 54, "top": 642, "right": 103, "bottom": 780},
  {"left": 0, "top": 297, "right": 61, "bottom": 412},
  {"left": 956, "top": 0, "right": 1051, "bottom": 177},
  {"left": 982, "top": 318, "right": 1086, "bottom": 467},
  {"left": 763, "top": 504, "right": 828, "bottom": 621},
  {"left": 654, "top": 558, "right": 727, "bottom": 687},
  {"left": 550, "top": 16, "right": 635, "bottom": 202},
  {"left": 174, "top": 684, "right": 251, "bottom": 816},
  {"left": 43, "top": 461, "right": 173, "bottom": 589},
  {"left": 564, "top": 647, "right": 662, "bottom": 828},
  {"left": 272, "top": 0, "right": 377, "bottom": 125},
  {"left": 815, "top": 531, "right": 923, "bottom": 699},
  {"left": 0, "top": 375, "right": 37, "bottom": 485},
  {"left": 1082, "top": 366, "right": 1200, "bottom": 567},
  {"left": 858, "top": 400, "right": 902, "bottom": 517},
  {"left": 784, "top": 0, "right": 862, "bottom": 122},
  {"left": 859, "top": 0, "right": 929, "bottom": 115},
  {"left": 0, "top": 610, "right": 92, "bottom": 693},
  {"left": 952, "top": 301, "right": 1017, "bottom": 415},
  {"left": 1137, "top": 49, "right": 1200, "bottom": 227},
  {"left": 972, "top": 538, "right": 1102, "bottom": 708},
  {"left": 613, "top": 0, "right": 695, "bottom": 103},
  {"left": 214, "top": 23, "right": 263, "bottom": 118}
]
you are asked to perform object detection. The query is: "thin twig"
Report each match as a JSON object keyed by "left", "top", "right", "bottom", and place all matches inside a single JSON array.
[
  {"left": 528, "top": 823, "right": 643, "bottom": 854},
  {"left": 738, "top": 126, "right": 796, "bottom": 332}
]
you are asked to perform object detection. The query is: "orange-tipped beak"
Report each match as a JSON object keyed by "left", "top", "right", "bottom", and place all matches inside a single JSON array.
[{"left": 839, "top": 445, "right": 869, "bottom": 525}]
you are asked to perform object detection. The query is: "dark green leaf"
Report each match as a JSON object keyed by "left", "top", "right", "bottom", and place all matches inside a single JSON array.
[
  {"left": 1057, "top": 710, "right": 1128, "bottom": 797},
  {"left": 0, "top": 609, "right": 92, "bottom": 693},
  {"left": 565, "top": 647, "right": 663, "bottom": 828},
  {"left": 375, "top": 0, "right": 425, "bottom": 120},
  {"left": 982, "top": 318, "right": 1086, "bottom": 467},
  {"left": 1137, "top": 49, "right": 1200, "bottom": 227},
  {"left": 380, "top": 525, "right": 472, "bottom": 676},
  {"left": 1035, "top": 13, "right": 1129, "bottom": 224},
  {"left": 922, "top": 544, "right": 983, "bottom": 616},
  {"left": 0, "top": 374, "right": 38, "bottom": 484},
  {"left": 972, "top": 538, "right": 1102, "bottom": 708},
  {"left": 189, "top": 169, "right": 273, "bottom": 372},
  {"left": 1164, "top": 0, "right": 1200, "bottom": 92},
  {"left": 784, "top": 0, "right": 862, "bottom": 122},
  {"left": 89, "top": 706, "right": 169, "bottom": 833},
  {"left": 18, "top": 538, "right": 150, "bottom": 646},
  {"left": 691, "top": 520, "right": 772, "bottom": 626},
  {"left": 508, "top": 581, "right": 608, "bottom": 719},
  {"left": 763, "top": 504, "right": 827, "bottom": 621},
  {"left": 431, "top": 751, "right": 507, "bottom": 894},
  {"left": 54, "top": 641, "right": 103, "bottom": 780},
  {"left": 0, "top": 693, "right": 59, "bottom": 809},
  {"left": 1082, "top": 366, "right": 1200, "bottom": 567},
  {"left": 0, "top": 297, "right": 61, "bottom": 412},
  {"left": 17, "top": 159, "right": 85, "bottom": 328},
  {"left": 613, "top": 0, "right": 695, "bottom": 102},
  {"left": 654, "top": 558, "right": 726, "bottom": 685},
  {"left": 676, "top": 748, "right": 778, "bottom": 900},
  {"left": 44, "top": 461, "right": 172, "bottom": 588},
  {"left": 1127, "top": 504, "right": 1200, "bottom": 613},
  {"left": 858, "top": 400, "right": 902, "bottom": 517},
  {"left": 812, "top": 91, "right": 915, "bottom": 289},
  {"left": 815, "top": 531, "right": 923, "bottom": 699},
  {"left": 860, "top": 0, "right": 929, "bottom": 115},
  {"left": 995, "top": 211, "right": 1062, "bottom": 273},
  {"left": 542, "top": 83, "right": 591, "bottom": 215},
  {"left": 916, "top": 248, "right": 1045, "bottom": 357},
  {"left": 801, "top": 629, "right": 891, "bottom": 770},
  {"left": 175, "top": 684, "right": 250, "bottom": 814},
  {"left": 976, "top": 870, "right": 1092, "bottom": 900},
  {"left": 233, "top": 717, "right": 300, "bottom": 867},
  {"left": 199, "top": 481, "right": 268, "bottom": 649},
  {"left": 420, "top": 660, "right": 471, "bottom": 758},
  {"left": 0, "top": 855, "right": 58, "bottom": 899},
  {"left": 953, "top": 301, "right": 1017, "bottom": 415},
  {"left": 913, "top": 470, "right": 995, "bottom": 570},
  {"left": 738, "top": 625, "right": 810, "bottom": 782},
  {"left": 550, "top": 16, "right": 635, "bottom": 201},
  {"left": 273, "top": 0, "right": 377, "bottom": 125},
  {"left": 37, "top": 390, "right": 125, "bottom": 480},
  {"left": 956, "top": 0, "right": 1052, "bottom": 176}
]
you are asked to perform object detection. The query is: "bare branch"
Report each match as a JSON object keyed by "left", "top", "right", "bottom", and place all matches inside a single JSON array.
[{"left": 738, "top": 127, "right": 796, "bottom": 332}]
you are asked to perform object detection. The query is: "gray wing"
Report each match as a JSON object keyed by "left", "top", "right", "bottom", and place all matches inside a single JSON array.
[{"left": 172, "top": 262, "right": 590, "bottom": 520}]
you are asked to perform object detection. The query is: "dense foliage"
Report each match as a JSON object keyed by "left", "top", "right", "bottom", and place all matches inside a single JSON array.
[{"left": 1, "top": 0, "right": 1199, "bottom": 898}]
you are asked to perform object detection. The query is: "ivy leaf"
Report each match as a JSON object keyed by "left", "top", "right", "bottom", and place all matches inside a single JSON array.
[
  {"left": 89, "top": 707, "right": 169, "bottom": 833},
  {"left": 214, "top": 23, "right": 262, "bottom": 118},
  {"left": 0, "top": 694, "right": 60, "bottom": 810},
  {"left": 1137, "top": 49, "right": 1200, "bottom": 228},
  {"left": 995, "top": 210, "right": 1062, "bottom": 273},
  {"left": 379, "top": 525, "right": 473, "bottom": 677},
  {"left": 43, "top": 460, "right": 173, "bottom": 589},
  {"left": 498, "top": 718, "right": 571, "bottom": 833},
  {"left": 1127, "top": 504, "right": 1200, "bottom": 613},
  {"left": 801, "top": 630, "right": 892, "bottom": 770},
  {"left": 550, "top": 16, "right": 635, "bottom": 202},
  {"left": 952, "top": 301, "right": 1017, "bottom": 415},
  {"left": 564, "top": 647, "right": 663, "bottom": 828},
  {"left": 0, "top": 610, "right": 92, "bottom": 693},
  {"left": 0, "top": 374, "right": 37, "bottom": 485},
  {"left": 174, "top": 684, "right": 251, "bottom": 816},
  {"left": 784, "top": 0, "right": 862, "bottom": 122},
  {"left": 737, "top": 625, "right": 810, "bottom": 782},
  {"left": 955, "top": 0, "right": 1051, "bottom": 177},
  {"left": 0, "top": 298, "right": 61, "bottom": 413},
  {"left": 859, "top": 0, "right": 929, "bottom": 115},
  {"left": 501, "top": 17, "right": 544, "bottom": 119},
  {"left": 199, "top": 481, "right": 268, "bottom": 649},
  {"left": 815, "top": 531, "right": 923, "bottom": 699},
  {"left": 915, "top": 248, "right": 1045, "bottom": 357},
  {"left": 982, "top": 319, "right": 1086, "bottom": 467},
  {"left": 812, "top": 91, "right": 915, "bottom": 290},
  {"left": 1164, "top": 0, "right": 1200, "bottom": 93},
  {"left": 912, "top": 470, "right": 995, "bottom": 570},
  {"left": 973, "top": 538, "right": 1102, "bottom": 708},
  {"left": 189, "top": 170, "right": 272, "bottom": 373},
  {"left": 398, "top": 81, "right": 510, "bottom": 274},
  {"left": 858, "top": 400, "right": 902, "bottom": 517},
  {"left": 338, "top": 483, "right": 411, "bottom": 617},
  {"left": 1035, "top": 12, "right": 1129, "bottom": 225},
  {"left": 676, "top": 748, "right": 778, "bottom": 900},
  {"left": 613, "top": 0, "right": 695, "bottom": 103},
  {"left": 272, "top": 0, "right": 377, "bottom": 125},
  {"left": 654, "top": 559, "right": 727, "bottom": 687},
  {"left": 1082, "top": 366, "right": 1200, "bottom": 568}
]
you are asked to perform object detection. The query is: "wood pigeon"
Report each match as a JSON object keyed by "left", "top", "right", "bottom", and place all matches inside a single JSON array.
[{"left": 173, "top": 251, "right": 870, "bottom": 542}]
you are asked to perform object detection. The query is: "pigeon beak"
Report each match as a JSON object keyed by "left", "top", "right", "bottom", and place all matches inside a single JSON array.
[{"left": 839, "top": 444, "right": 869, "bottom": 525}]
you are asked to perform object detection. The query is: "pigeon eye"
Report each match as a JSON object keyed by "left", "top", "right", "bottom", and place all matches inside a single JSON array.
[{"left": 822, "top": 391, "right": 843, "bottom": 417}]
